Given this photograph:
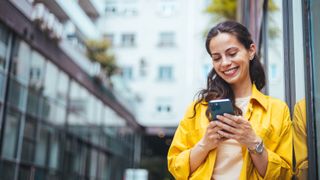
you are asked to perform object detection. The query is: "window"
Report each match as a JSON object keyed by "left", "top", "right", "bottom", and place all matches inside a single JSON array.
[
  {"left": 157, "top": 0, "right": 177, "bottom": 17},
  {"left": 105, "top": 6, "right": 117, "bottom": 14},
  {"left": 27, "top": 51, "right": 46, "bottom": 116},
  {"left": 139, "top": 58, "right": 147, "bottom": 77},
  {"left": 21, "top": 118, "right": 36, "bottom": 163},
  {"left": 2, "top": 109, "right": 21, "bottom": 159},
  {"left": 104, "top": 34, "right": 114, "bottom": 46},
  {"left": 158, "top": 66, "right": 173, "bottom": 81},
  {"left": 121, "top": 66, "right": 133, "bottom": 80},
  {"left": 158, "top": 32, "right": 175, "bottom": 47},
  {"left": 0, "top": 22, "right": 10, "bottom": 71},
  {"left": 105, "top": 2, "right": 138, "bottom": 17},
  {"left": 121, "top": 33, "right": 136, "bottom": 47},
  {"left": 156, "top": 104, "right": 172, "bottom": 113}
]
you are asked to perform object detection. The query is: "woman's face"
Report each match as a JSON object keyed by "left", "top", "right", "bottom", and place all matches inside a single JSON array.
[{"left": 209, "top": 33, "right": 256, "bottom": 87}]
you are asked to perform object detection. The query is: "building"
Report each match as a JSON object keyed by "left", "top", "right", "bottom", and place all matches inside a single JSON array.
[
  {"left": 239, "top": 0, "right": 320, "bottom": 179},
  {"left": 100, "top": 0, "right": 213, "bottom": 129},
  {"left": 99, "top": 0, "right": 215, "bottom": 178},
  {"left": 0, "top": 0, "right": 142, "bottom": 179}
]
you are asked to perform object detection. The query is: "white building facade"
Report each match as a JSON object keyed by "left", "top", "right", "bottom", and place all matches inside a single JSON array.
[{"left": 100, "top": 0, "right": 212, "bottom": 129}]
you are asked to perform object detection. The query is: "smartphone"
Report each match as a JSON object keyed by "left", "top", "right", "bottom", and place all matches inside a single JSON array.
[{"left": 209, "top": 99, "right": 234, "bottom": 121}]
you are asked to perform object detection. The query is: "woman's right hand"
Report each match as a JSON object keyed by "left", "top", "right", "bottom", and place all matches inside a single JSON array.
[
  {"left": 197, "top": 121, "right": 225, "bottom": 152},
  {"left": 190, "top": 121, "right": 225, "bottom": 173}
]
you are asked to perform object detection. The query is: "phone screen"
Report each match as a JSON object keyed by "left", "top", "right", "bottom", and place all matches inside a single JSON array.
[{"left": 209, "top": 99, "right": 234, "bottom": 121}]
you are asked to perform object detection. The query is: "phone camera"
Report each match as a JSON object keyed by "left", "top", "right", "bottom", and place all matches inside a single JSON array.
[{"left": 212, "top": 103, "right": 220, "bottom": 110}]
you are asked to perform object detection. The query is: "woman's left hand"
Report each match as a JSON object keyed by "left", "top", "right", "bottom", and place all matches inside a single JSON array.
[{"left": 215, "top": 113, "right": 260, "bottom": 150}]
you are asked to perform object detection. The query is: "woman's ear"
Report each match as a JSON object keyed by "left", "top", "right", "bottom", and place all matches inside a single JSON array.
[{"left": 249, "top": 44, "right": 256, "bottom": 60}]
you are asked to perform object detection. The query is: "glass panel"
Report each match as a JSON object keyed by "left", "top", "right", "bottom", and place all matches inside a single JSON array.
[
  {"left": 87, "top": 94, "right": 96, "bottom": 124},
  {"left": 54, "top": 104, "right": 66, "bottom": 125},
  {"left": 48, "top": 130, "right": 60, "bottom": 169},
  {"left": 7, "top": 77, "right": 28, "bottom": 111},
  {"left": 0, "top": 160, "right": 16, "bottom": 180},
  {"left": 89, "top": 149, "right": 98, "bottom": 178},
  {"left": 26, "top": 88, "right": 41, "bottom": 117},
  {"left": 11, "top": 40, "right": 31, "bottom": 85},
  {"left": 27, "top": 51, "right": 46, "bottom": 116},
  {"left": 0, "top": 22, "right": 10, "bottom": 71},
  {"left": 29, "top": 51, "right": 46, "bottom": 91},
  {"left": 34, "top": 168, "right": 47, "bottom": 180},
  {"left": 97, "top": 152, "right": 108, "bottom": 179},
  {"left": 18, "top": 165, "right": 31, "bottom": 180},
  {"left": 56, "top": 71, "right": 69, "bottom": 104},
  {"left": 0, "top": 72, "right": 6, "bottom": 101},
  {"left": 43, "top": 62, "right": 58, "bottom": 99},
  {"left": 292, "top": 0, "right": 307, "bottom": 179},
  {"left": 35, "top": 126, "right": 49, "bottom": 166},
  {"left": 21, "top": 118, "right": 36, "bottom": 163},
  {"left": 68, "top": 80, "right": 87, "bottom": 126},
  {"left": 0, "top": 22, "right": 9, "bottom": 102},
  {"left": 266, "top": 1, "right": 285, "bottom": 100},
  {"left": 309, "top": 0, "right": 320, "bottom": 175},
  {"left": 2, "top": 109, "right": 21, "bottom": 159}
]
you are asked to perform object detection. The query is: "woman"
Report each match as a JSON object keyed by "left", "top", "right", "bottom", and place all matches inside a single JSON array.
[{"left": 167, "top": 21, "right": 292, "bottom": 179}]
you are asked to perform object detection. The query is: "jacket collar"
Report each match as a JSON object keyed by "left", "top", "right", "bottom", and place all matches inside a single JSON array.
[{"left": 250, "top": 84, "right": 268, "bottom": 110}]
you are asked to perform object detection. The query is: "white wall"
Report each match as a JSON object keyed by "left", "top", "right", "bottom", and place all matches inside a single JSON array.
[{"left": 101, "top": 0, "right": 211, "bottom": 127}]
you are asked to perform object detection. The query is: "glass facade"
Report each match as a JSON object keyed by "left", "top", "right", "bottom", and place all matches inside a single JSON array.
[
  {"left": 242, "top": 0, "right": 320, "bottom": 179},
  {"left": 0, "top": 21, "right": 138, "bottom": 180}
]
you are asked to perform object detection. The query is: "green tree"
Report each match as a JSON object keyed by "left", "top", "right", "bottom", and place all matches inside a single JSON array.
[
  {"left": 205, "top": 0, "right": 237, "bottom": 20},
  {"left": 85, "top": 39, "right": 118, "bottom": 78},
  {"left": 205, "top": 0, "right": 279, "bottom": 39}
]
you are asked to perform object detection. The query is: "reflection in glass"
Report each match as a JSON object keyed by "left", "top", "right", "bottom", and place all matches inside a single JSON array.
[
  {"left": 2, "top": 109, "right": 20, "bottom": 159},
  {"left": 35, "top": 126, "right": 49, "bottom": 166},
  {"left": 0, "top": 23, "right": 10, "bottom": 101},
  {"left": 0, "top": 160, "right": 16, "bottom": 180},
  {"left": 7, "top": 77, "right": 27, "bottom": 111},
  {"left": 68, "top": 80, "right": 87, "bottom": 126},
  {"left": 291, "top": 0, "right": 307, "bottom": 178},
  {"left": 48, "top": 130, "right": 59, "bottom": 170},
  {"left": 97, "top": 152, "right": 108, "bottom": 179},
  {"left": 89, "top": 149, "right": 98, "bottom": 178},
  {"left": 43, "top": 62, "right": 58, "bottom": 99},
  {"left": 266, "top": 1, "right": 285, "bottom": 100},
  {"left": 21, "top": 118, "right": 36, "bottom": 163},
  {"left": 0, "top": 22, "right": 10, "bottom": 71},
  {"left": 27, "top": 51, "right": 46, "bottom": 116},
  {"left": 56, "top": 70, "right": 69, "bottom": 104},
  {"left": 0, "top": 72, "right": 5, "bottom": 101},
  {"left": 293, "top": 99, "right": 307, "bottom": 179},
  {"left": 11, "top": 40, "right": 31, "bottom": 84}
]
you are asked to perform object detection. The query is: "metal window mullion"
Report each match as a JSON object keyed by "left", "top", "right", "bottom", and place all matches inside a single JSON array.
[
  {"left": 302, "top": 0, "right": 318, "bottom": 179},
  {"left": 282, "top": 0, "right": 296, "bottom": 112},
  {"left": 0, "top": 32, "right": 14, "bottom": 153}
]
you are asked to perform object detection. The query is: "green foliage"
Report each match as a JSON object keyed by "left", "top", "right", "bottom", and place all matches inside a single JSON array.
[
  {"left": 205, "top": 0, "right": 237, "bottom": 20},
  {"left": 205, "top": 0, "right": 280, "bottom": 39},
  {"left": 86, "top": 39, "right": 118, "bottom": 77},
  {"left": 205, "top": 0, "right": 278, "bottom": 21}
]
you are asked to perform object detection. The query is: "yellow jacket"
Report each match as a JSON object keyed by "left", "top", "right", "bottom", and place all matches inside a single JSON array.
[
  {"left": 293, "top": 99, "right": 308, "bottom": 179},
  {"left": 168, "top": 85, "right": 293, "bottom": 180}
]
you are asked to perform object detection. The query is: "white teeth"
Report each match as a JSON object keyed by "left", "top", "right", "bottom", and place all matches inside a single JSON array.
[{"left": 224, "top": 67, "right": 238, "bottom": 75}]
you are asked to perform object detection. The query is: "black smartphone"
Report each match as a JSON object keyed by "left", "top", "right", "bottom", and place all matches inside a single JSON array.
[{"left": 209, "top": 99, "right": 234, "bottom": 121}]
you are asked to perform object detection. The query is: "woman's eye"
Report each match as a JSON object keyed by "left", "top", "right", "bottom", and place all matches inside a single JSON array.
[
  {"left": 212, "top": 57, "right": 221, "bottom": 62},
  {"left": 230, "top": 52, "right": 237, "bottom": 56}
]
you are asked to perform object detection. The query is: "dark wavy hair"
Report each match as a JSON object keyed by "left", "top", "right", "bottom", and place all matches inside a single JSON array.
[{"left": 192, "top": 21, "right": 266, "bottom": 119}]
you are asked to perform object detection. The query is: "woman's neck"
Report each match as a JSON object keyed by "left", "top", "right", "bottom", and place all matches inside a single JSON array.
[{"left": 231, "top": 80, "right": 252, "bottom": 98}]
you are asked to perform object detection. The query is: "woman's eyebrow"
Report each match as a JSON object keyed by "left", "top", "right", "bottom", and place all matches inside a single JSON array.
[{"left": 225, "top": 47, "right": 239, "bottom": 52}]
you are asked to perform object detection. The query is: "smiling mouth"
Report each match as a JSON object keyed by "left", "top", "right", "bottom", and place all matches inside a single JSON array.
[{"left": 223, "top": 66, "right": 239, "bottom": 76}]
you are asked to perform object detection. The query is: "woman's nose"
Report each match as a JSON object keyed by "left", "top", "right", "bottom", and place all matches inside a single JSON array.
[{"left": 221, "top": 57, "right": 232, "bottom": 66}]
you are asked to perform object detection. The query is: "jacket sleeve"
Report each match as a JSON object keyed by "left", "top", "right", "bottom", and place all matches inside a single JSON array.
[
  {"left": 254, "top": 105, "right": 293, "bottom": 179},
  {"left": 167, "top": 103, "right": 196, "bottom": 179}
]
